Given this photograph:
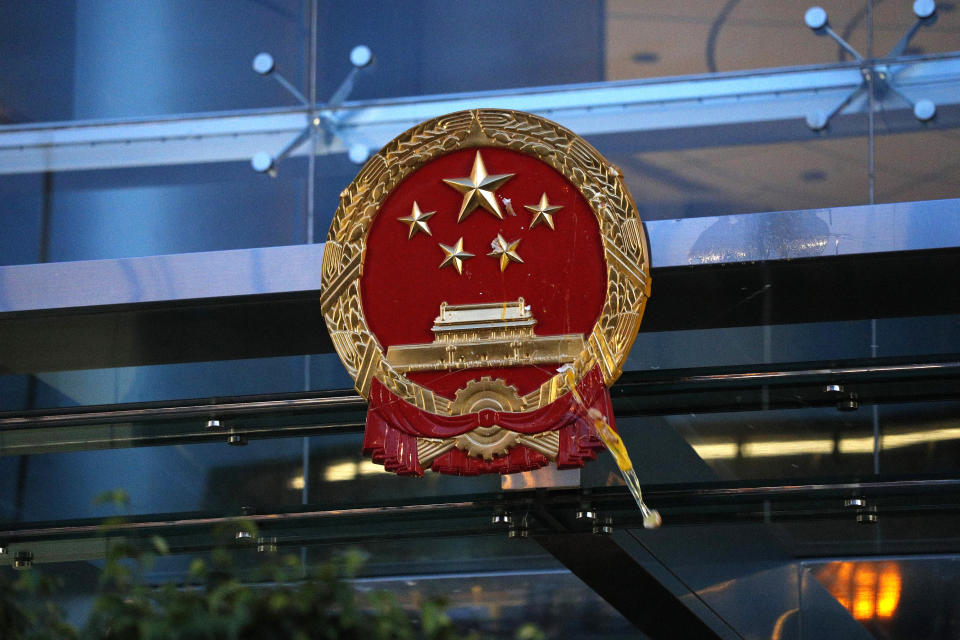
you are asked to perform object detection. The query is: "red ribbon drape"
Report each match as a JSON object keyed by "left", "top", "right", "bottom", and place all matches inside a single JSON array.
[{"left": 363, "top": 365, "right": 615, "bottom": 476}]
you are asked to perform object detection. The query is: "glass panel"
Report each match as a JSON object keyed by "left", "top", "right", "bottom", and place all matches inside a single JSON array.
[
  {"left": 6, "top": 546, "right": 647, "bottom": 639},
  {"left": 581, "top": 399, "right": 960, "bottom": 490},
  {"left": 872, "top": 1, "right": 959, "bottom": 57},
  {"left": 1, "top": 3, "right": 959, "bottom": 637},
  {"left": 630, "top": 321, "right": 876, "bottom": 371},
  {"left": 0, "top": 356, "right": 349, "bottom": 411},
  {"left": 605, "top": 0, "right": 868, "bottom": 81},
  {"left": 809, "top": 557, "right": 960, "bottom": 640},
  {"left": 0, "top": 438, "right": 306, "bottom": 522},
  {"left": 315, "top": 1, "right": 606, "bottom": 102},
  {"left": 0, "top": 161, "right": 308, "bottom": 264},
  {"left": 879, "top": 400, "right": 960, "bottom": 476},
  {"left": 631, "top": 314, "right": 960, "bottom": 371},
  {"left": 7, "top": 1, "right": 910, "bottom": 122},
  {"left": 875, "top": 126, "right": 960, "bottom": 205},
  {"left": 602, "top": 134, "right": 870, "bottom": 221},
  {"left": 0, "top": 431, "right": 503, "bottom": 522},
  {"left": 0, "top": 1, "right": 308, "bottom": 123},
  {"left": 7, "top": 397, "right": 952, "bottom": 524},
  {"left": 0, "top": 154, "right": 372, "bottom": 267},
  {"left": 583, "top": 407, "right": 877, "bottom": 489},
  {"left": 0, "top": 174, "right": 45, "bottom": 266},
  {"left": 306, "top": 433, "right": 501, "bottom": 507},
  {"left": 353, "top": 569, "right": 645, "bottom": 639},
  {"left": 46, "top": 160, "right": 310, "bottom": 262},
  {"left": 2, "top": 312, "right": 957, "bottom": 418}
]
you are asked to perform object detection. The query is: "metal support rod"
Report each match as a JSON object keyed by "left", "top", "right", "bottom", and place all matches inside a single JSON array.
[
  {"left": 252, "top": 52, "right": 309, "bottom": 106},
  {"left": 273, "top": 126, "right": 312, "bottom": 165},
  {"left": 273, "top": 73, "right": 309, "bottom": 106},
  {"left": 4, "top": 478, "right": 960, "bottom": 543},
  {"left": 316, "top": 67, "right": 360, "bottom": 142},
  {"left": 316, "top": 46, "right": 374, "bottom": 161},
  {"left": 885, "top": 82, "right": 917, "bottom": 109},
  {"left": 889, "top": 20, "right": 925, "bottom": 58},
  {"left": 1, "top": 359, "right": 958, "bottom": 432},
  {"left": 867, "top": 0, "right": 876, "bottom": 206},
  {"left": 301, "top": 0, "right": 319, "bottom": 519},
  {"left": 806, "top": 88, "right": 860, "bottom": 130},
  {"left": 327, "top": 66, "right": 361, "bottom": 112},
  {"left": 890, "top": 0, "right": 937, "bottom": 57},
  {"left": 0, "top": 394, "right": 366, "bottom": 430},
  {"left": 823, "top": 25, "right": 864, "bottom": 62}
]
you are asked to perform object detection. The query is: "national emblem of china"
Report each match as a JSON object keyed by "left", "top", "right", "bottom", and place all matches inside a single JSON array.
[{"left": 321, "top": 109, "right": 650, "bottom": 476}]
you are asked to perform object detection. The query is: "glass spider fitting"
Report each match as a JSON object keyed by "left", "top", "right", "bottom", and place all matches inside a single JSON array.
[
  {"left": 804, "top": 1, "right": 938, "bottom": 130},
  {"left": 250, "top": 45, "right": 375, "bottom": 175}
]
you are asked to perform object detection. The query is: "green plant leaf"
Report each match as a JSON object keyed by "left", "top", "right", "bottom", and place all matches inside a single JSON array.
[
  {"left": 514, "top": 622, "right": 547, "bottom": 640},
  {"left": 150, "top": 535, "right": 169, "bottom": 555}
]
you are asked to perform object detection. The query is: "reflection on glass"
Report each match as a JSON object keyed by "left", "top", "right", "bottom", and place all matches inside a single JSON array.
[
  {"left": 356, "top": 569, "right": 639, "bottom": 639},
  {"left": 815, "top": 561, "right": 902, "bottom": 621},
  {"left": 876, "top": 129, "right": 960, "bottom": 205},
  {"left": 604, "top": 0, "right": 868, "bottom": 80},
  {"left": 592, "top": 409, "right": 877, "bottom": 486},
  {"left": 0, "top": 2, "right": 308, "bottom": 122},
  {"left": 612, "top": 135, "right": 870, "bottom": 221},
  {"left": 694, "top": 427, "right": 960, "bottom": 460},
  {"left": 323, "top": 458, "right": 390, "bottom": 482}
]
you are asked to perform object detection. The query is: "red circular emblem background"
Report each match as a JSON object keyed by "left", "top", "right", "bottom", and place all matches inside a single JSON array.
[{"left": 360, "top": 147, "right": 607, "bottom": 400}]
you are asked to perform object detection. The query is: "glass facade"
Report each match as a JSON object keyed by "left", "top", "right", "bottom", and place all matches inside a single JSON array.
[{"left": 2, "top": 2, "right": 960, "bottom": 638}]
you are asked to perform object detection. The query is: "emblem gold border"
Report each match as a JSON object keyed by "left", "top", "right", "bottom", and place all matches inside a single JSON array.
[{"left": 321, "top": 109, "right": 651, "bottom": 417}]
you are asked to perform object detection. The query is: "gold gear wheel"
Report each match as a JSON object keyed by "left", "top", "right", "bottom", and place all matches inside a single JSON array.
[
  {"left": 450, "top": 377, "right": 522, "bottom": 414},
  {"left": 451, "top": 377, "right": 523, "bottom": 460}
]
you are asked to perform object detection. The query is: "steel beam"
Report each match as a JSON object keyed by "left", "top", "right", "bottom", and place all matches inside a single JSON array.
[
  {"left": 1, "top": 55, "right": 958, "bottom": 174},
  {"left": 4, "top": 246, "right": 959, "bottom": 373},
  {"left": 3, "top": 356, "right": 959, "bottom": 455},
  {"left": 2, "top": 198, "right": 959, "bottom": 314},
  {"left": 2, "top": 200, "right": 960, "bottom": 374},
  {"left": 0, "top": 243, "right": 324, "bottom": 313},
  {"left": 534, "top": 532, "right": 732, "bottom": 638},
  {"left": 1, "top": 483, "right": 949, "bottom": 636}
]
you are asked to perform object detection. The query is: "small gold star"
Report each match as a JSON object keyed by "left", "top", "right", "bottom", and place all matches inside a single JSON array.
[
  {"left": 524, "top": 193, "right": 563, "bottom": 230},
  {"left": 487, "top": 234, "right": 523, "bottom": 272},
  {"left": 397, "top": 201, "right": 436, "bottom": 239},
  {"left": 438, "top": 237, "right": 474, "bottom": 274},
  {"left": 442, "top": 151, "right": 515, "bottom": 222}
]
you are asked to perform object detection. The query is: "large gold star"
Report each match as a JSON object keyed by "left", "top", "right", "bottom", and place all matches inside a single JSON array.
[
  {"left": 442, "top": 151, "right": 515, "bottom": 222},
  {"left": 524, "top": 193, "right": 563, "bottom": 230},
  {"left": 438, "top": 237, "right": 474, "bottom": 274},
  {"left": 397, "top": 201, "right": 436, "bottom": 239},
  {"left": 487, "top": 234, "right": 523, "bottom": 272}
]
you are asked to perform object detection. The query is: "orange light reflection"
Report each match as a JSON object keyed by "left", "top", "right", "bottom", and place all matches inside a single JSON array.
[
  {"left": 853, "top": 565, "right": 878, "bottom": 620},
  {"left": 876, "top": 565, "right": 902, "bottom": 619},
  {"left": 817, "top": 561, "right": 901, "bottom": 621}
]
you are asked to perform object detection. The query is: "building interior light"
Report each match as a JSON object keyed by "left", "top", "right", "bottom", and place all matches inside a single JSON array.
[
  {"left": 688, "top": 442, "right": 739, "bottom": 460},
  {"left": 836, "top": 436, "right": 875, "bottom": 454},
  {"left": 324, "top": 459, "right": 388, "bottom": 482},
  {"left": 882, "top": 427, "right": 960, "bottom": 449},
  {"left": 692, "top": 425, "right": 960, "bottom": 461},
  {"left": 740, "top": 439, "right": 833, "bottom": 457}
]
